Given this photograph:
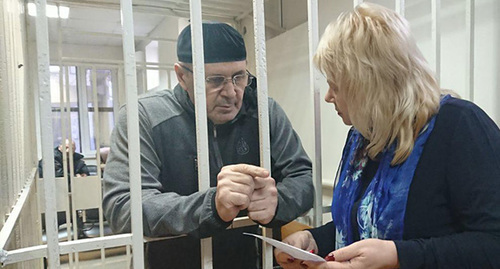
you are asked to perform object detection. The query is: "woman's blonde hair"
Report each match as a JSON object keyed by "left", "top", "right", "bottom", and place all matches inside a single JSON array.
[{"left": 314, "top": 2, "right": 441, "bottom": 165}]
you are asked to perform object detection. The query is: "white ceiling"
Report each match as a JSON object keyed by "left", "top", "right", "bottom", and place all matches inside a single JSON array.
[{"left": 31, "top": 0, "right": 278, "bottom": 47}]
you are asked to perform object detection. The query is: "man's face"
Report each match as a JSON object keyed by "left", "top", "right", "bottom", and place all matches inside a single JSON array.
[
  {"left": 178, "top": 60, "right": 247, "bottom": 125},
  {"left": 58, "top": 140, "right": 76, "bottom": 155}
]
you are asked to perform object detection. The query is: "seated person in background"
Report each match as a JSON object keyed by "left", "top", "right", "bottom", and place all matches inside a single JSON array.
[
  {"left": 103, "top": 22, "right": 314, "bottom": 269},
  {"left": 276, "top": 3, "right": 500, "bottom": 269},
  {"left": 38, "top": 139, "right": 89, "bottom": 179},
  {"left": 38, "top": 139, "right": 89, "bottom": 238}
]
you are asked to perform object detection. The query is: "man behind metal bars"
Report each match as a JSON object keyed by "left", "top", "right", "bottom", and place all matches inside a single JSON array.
[{"left": 102, "top": 22, "right": 314, "bottom": 269}]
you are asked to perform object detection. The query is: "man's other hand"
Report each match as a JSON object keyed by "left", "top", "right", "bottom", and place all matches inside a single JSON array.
[
  {"left": 215, "top": 164, "right": 269, "bottom": 222},
  {"left": 248, "top": 175, "right": 277, "bottom": 224}
]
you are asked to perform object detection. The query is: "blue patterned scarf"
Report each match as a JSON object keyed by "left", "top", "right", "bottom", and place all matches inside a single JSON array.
[{"left": 331, "top": 95, "right": 451, "bottom": 249}]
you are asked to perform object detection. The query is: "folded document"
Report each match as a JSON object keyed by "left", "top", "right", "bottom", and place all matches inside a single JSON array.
[{"left": 243, "top": 232, "right": 325, "bottom": 262}]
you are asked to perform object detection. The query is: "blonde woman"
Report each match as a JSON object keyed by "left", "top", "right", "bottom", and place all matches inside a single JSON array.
[{"left": 275, "top": 3, "right": 500, "bottom": 269}]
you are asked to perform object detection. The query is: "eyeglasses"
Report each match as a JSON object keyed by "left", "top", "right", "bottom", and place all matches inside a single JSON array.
[{"left": 179, "top": 64, "right": 254, "bottom": 90}]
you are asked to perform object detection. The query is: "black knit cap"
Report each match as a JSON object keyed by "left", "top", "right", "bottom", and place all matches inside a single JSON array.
[{"left": 177, "top": 22, "right": 247, "bottom": 64}]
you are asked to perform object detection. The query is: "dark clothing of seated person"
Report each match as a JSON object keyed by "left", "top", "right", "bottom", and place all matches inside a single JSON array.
[
  {"left": 275, "top": 3, "right": 500, "bottom": 269},
  {"left": 38, "top": 140, "right": 89, "bottom": 181},
  {"left": 38, "top": 139, "right": 89, "bottom": 234},
  {"left": 103, "top": 22, "right": 314, "bottom": 269}
]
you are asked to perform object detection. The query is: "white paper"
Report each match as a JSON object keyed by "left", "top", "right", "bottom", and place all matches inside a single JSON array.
[{"left": 243, "top": 232, "right": 325, "bottom": 262}]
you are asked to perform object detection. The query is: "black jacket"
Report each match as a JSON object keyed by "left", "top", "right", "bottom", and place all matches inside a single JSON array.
[{"left": 38, "top": 147, "right": 89, "bottom": 178}]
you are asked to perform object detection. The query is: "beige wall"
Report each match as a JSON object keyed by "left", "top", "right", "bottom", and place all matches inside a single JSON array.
[
  {"left": 0, "top": 0, "right": 42, "bottom": 267},
  {"left": 265, "top": 0, "right": 500, "bottom": 213},
  {"left": 1, "top": 0, "right": 38, "bottom": 228}
]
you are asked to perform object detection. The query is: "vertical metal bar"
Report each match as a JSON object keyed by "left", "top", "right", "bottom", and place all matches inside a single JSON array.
[
  {"left": 252, "top": 0, "right": 273, "bottom": 268},
  {"left": 63, "top": 66, "right": 75, "bottom": 266},
  {"left": 7, "top": 2, "right": 18, "bottom": 211},
  {"left": 115, "top": 68, "right": 122, "bottom": 124},
  {"left": 465, "top": 0, "right": 475, "bottom": 101},
  {"left": 142, "top": 65, "right": 147, "bottom": 93},
  {"left": 126, "top": 245, "right": 132, "bottom": 268},
  {"left": 396, "top": 0, "right": 405, "bottom": 17},
  {"left": 278, "top": 0, "right": 283, "bottom": 29},
  {"left": 5, "top": 2, "right": 14, "bottom": 218},
  {"left": 167, "top": 68, "right": 172, "bottom": 89},
  {"left": 307, "top": 0, "right": 323, "bottom": 228},
  {"left": 90, "top": 68, "right": 106, "bottom": 264},
  {"left": 57, "top": 15, "right": 69, "bottom": 186},
  {"left": 65, "top": 65, "right": 81, "bottom": 265},
  {"left": 5, "top": 5, "right": 14, "bottom": 196},
  {"left": 65, "top": 70, "right": 76, "bottom": 246},
  {"left": 253, "top": 0, "right": 271, "bottom": 207},
  {"left": 119, "top": 0, "right": 145, "bottom": 268},
  {"left": 189, "top": 0, "right": 213, "bottom": 268},
  {"left": 91, "top": 68, "right": 102, "bottom": 178},
  {"left": 0, "top": 0, "right": 9, "bottom": 231},
  {"left": 35, "top": 0, "right": 61, "bottom": 266},
  {"left": 79, "top": 67, "right": 91, "bottom": 155},
  {"left": 10, "top": 5, "right": 21, "bottom": 195},
  {"left": 57, "top": 18, "right": 74, "bottom": 262},
  {"left": 431, "top": 0, "right": 441, "bottom": 81}
]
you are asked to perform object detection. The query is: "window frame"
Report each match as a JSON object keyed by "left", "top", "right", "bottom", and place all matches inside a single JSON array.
[{"left": 50, "top": 65, "right": 119, "bottom": 158}]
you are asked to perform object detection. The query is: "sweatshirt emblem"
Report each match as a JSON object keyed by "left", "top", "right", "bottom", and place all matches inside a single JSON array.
[{"left": 236, "top": 137, "right": 249, "bottom": 155}]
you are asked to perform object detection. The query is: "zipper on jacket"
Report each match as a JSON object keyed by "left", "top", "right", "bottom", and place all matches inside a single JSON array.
[{"left": 212, "top": 125, "right": 224, "bottom": 169}]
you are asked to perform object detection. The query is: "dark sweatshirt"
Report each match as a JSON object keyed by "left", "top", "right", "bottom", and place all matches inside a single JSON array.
[
  {"left": 310, "top": 97, "right": 500, "bottom": 269},
  {"left": 103, "top": 84, "right": 314, "bottom": 269}
]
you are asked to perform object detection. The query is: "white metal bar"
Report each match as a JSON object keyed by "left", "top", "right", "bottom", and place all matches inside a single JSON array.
[
  {"left": 253, "top": 0, "right": 271, "bottom": 202},
  {"left": 1, "top": 244, "right": 46, "bottom": 267},
  {"left": 90, "top": 67, "right": 107, "bottom": 264},
  {"left": 189, "top": 0, "right": 213, "bottom": 268},
  {"left": 307, "top": 0, "right": 323, "bottom": 228},
  {"left": 167, "top": 69, "right": 172, "bottom": 89},
  {"left": 79, "top": 67, "right": 92, "bottom": 156},
  {"left": 35, "top": 0, "right": 61, "bottom": 267},
  {"left": 126, "top": 244, "right": 132, "bottom": 268},
  {"left": 58, "top": 24, "right": 71, "bottom": 248},
  {"left": 92, "top": 68, "right": 102, "bottom": 179},
  {"left": 0, "top": 0, "right": 11, "bottom": 228},
  {"left": 115, "top": 67, "right": 122, "bottom": 124},
  {"left": 396, "top": 0, "right": 405, "bottom": 17},
  {"left": 11, "top": 4, "right": 22, "bottom": 196},
  {"left": 65, "top": 67, "right": 78, "bottom": 247},
  {"left": 59, "top": 235, "right": 132, "bottom": 255},
  {"left": 1, "top": 234, "right": 133, "bottom": 266},
  {"left": 119, "top": 0, "right": 145, "bottom": 268},
  {"left": 65, "top": 65, "right": 83, "bottom": 265},
  {"left": 431, "top": 0, "right": 441, "bottom": 81},
  {"left": 63, "top": 66, "right": 76, "bottom": 265},
  {"left": 252, "top": 0, "right": 273, "bottom": 268},
  {"left": 142, "top": 64, "right": 148, "bottom": 93},
  {"left": 465, "top": 0, "right": 475, "bottom": 101},
  {"left": 5, "top": 6, "right": 15, "bottom": 219},
  {"left": 0, "top": 169, "right": 36, "bottom": 251}
]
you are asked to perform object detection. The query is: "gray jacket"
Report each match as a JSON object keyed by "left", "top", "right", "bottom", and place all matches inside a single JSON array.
[{"left": 102, "top": 84, "right": 313, "bottom": 268}]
